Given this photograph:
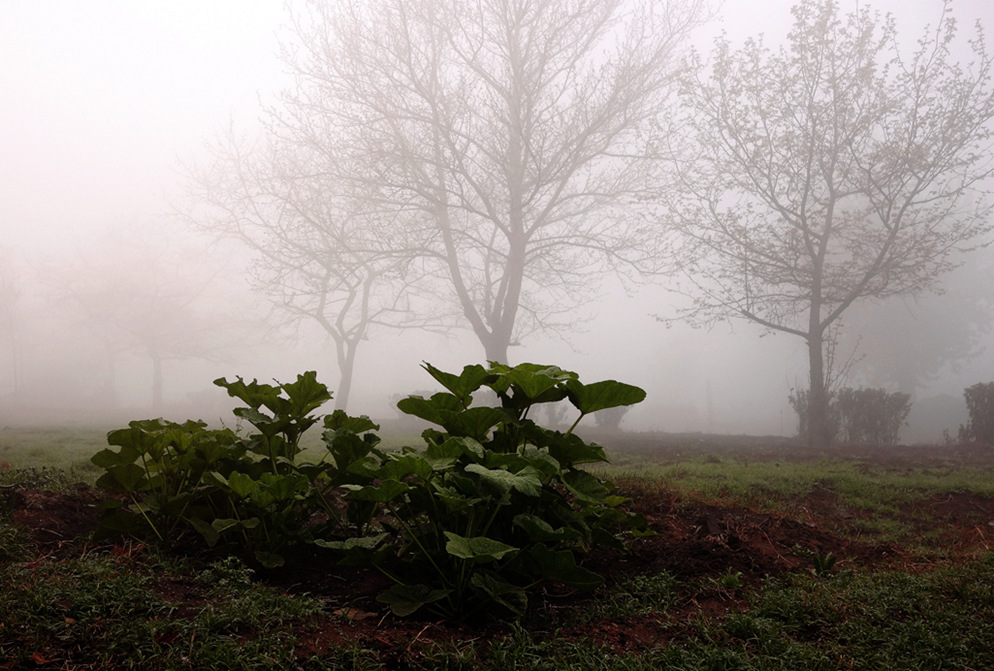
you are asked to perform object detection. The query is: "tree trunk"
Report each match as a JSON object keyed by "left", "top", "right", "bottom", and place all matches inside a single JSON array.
[
  {"left": 334, "top": 337, "right": 356, "bottom": 410},
  {"left": 150, "top": 349, "right": 163, "bottom": 414},
  {"left": 482, "top": 335, "right": 510, "bottom": 365},
  {"left": 806, "top": 331, "right": 833, "bottom": 450}
]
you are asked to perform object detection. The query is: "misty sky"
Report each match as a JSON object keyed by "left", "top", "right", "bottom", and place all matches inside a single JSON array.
[{"left": 1, "top": 0, "right": 991, "bottom": 438}]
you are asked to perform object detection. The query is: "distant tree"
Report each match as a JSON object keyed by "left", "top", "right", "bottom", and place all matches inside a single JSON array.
[
  {"left": 837, "top": 252, "right": 993, "bottom": 395},
  {"left": 0, "top": 248, "right": 22, "bottom": 397},
  {"left": 45, "top": 224, "right": 244, "bottom": 412},
  {"left": 266, "top": 0, "right": 711, "bottom": 363},
  {"left": 183, "top": 128, "right": 430, "bottom": 409},
  {"left": 664, "top": 0, "right": 994, "bottom": 449}
]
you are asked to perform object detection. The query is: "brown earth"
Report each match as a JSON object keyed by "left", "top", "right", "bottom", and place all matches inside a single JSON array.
[{"left": 4, "top": 437, "right": 994, "bottom": 666}]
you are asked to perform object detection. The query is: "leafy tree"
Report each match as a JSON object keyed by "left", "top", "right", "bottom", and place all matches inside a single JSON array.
[
  {"left": 664, "top": 0, "right": 994, "bottom": 448},
  {"left": 257, "top": 0, "right": 710, "bottom": 363}
]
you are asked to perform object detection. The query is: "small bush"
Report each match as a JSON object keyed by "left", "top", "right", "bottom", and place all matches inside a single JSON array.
[
  {"left": 787, "top": 388, "right": 840, "bottom": 444},
  {"left": 789, "top": 387, "right": 911, "bottom": 446},
  {"left": 836, "top": 387, "right": 911, "bottom": 446},
  {"left": 959, "top": 382, "right": 994, "bottom": 444}
]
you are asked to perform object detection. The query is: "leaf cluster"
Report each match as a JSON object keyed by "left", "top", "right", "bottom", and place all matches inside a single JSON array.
[
  {"left": 322, "top": 361, "right": 649, "bottom": 619},
  {"left": 91, "top": 372, "right": 375, "bottom": 567},
  {"left": 91, "top": 361, "right": 647, "bottom": 620}
]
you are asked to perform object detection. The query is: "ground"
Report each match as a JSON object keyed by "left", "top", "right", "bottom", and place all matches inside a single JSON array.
[{"left": 5, "top": 435, "right": 994, "bottom": 665}]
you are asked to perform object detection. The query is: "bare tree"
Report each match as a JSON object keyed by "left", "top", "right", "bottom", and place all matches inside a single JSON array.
[
  {"left": 663, "top": 0, "right": 994, "bottom": 448},
  {"left": 183, "top": 127, "right": 433, "bottom": 409},
  {"left": 271, "top": 0, "right": 711, "bottom": 362},
  {"left": 45, "top": 224, "right": 244, "bottom": 412}
]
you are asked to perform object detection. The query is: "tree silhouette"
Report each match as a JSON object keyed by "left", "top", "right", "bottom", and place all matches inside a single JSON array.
[{"left": 665, "top": 0, "right": 994, "bottom": 448}]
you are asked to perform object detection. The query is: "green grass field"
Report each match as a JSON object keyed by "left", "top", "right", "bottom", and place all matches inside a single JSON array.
[{"left": 2, "top": 425, "right": 994, "bottom": 669}]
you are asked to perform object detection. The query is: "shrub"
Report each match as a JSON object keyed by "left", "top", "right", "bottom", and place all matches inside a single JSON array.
[
  {"left": 836, "top": 387, "right": 911, "bottom": 446},
  {"left": 789, "top": 387, "right": 911, "bottom": 446},
  {"left": 787, "top": 388, "right": 839, "bottom": 445},
  {"left": 91, "top": 372, "right": 380, "bottom": 567},
  {"left": 959, "top": 382, "right": 994, "bottom": 444},
  {"left": 93, "top": 361, "right": 648, "bottom": 621},
  {"left": 319, "top": 361, "right": 649, "bottom": 620}
]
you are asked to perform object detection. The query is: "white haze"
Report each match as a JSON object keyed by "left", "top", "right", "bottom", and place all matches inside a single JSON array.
[{"left": 0, "top": 0, "right": 991, "bottom": 442}]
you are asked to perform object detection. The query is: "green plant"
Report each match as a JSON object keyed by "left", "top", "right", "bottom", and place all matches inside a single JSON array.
[
  {"left": 90, "top": 372, "right": 376, "bottom": 567},
  {"left": 959, "top": 382, "right": 994, "bottom": 444},
  {"left": 320, "top": 361, "right": 648, "bottom": 620},
  {"left": 811, "top": 552, "right": 837, "bottom": 577},
  {"left": 835, "top": 387, "right": 911, "bottom": 446}
]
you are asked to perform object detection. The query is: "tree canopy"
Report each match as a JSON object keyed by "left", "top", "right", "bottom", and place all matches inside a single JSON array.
[{"left": 664, "top": 0, "right": 994, "bottom": 447}]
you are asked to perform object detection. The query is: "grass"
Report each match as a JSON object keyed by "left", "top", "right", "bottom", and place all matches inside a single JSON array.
[
  {"left": 3, "top": 426, "right": 994, "bottom": 668},
  {"left": 0, "top": 424, "right": 420, "bottom": 486},
  {"left": 0, "top": 425, "right": 108, "bottom": 480}
]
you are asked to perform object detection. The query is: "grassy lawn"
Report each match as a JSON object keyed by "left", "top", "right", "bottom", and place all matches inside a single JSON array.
[{"left": 2, "top": 426, "right": 993, "bottom": 669}]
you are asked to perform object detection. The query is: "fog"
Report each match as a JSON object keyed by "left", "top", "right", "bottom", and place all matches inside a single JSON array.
[{"left": 1, "top": 0, "right": 991, "bottom": 443}]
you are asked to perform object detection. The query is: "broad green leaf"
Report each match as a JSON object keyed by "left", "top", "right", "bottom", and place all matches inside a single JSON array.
[
  {"left": 421, "top": 362, "right": 490, "bottom": 402},
  {"left": 529, "top": 544, "right": 603, "bottom": 592},
  {"left": 282, "top": 370, "right": 332, "bottom": 418},
  {"left": 96, "top": 463, "right": 147, "bottom": 493},
  {"left": 342, "top": 479, "right": 409, "bottom": 502},
  {"left": 189, "top": 517, "right": 220, "bottom": 546},
  {"left": 425, "top": 437, "right": 485, "bottom": 467},
  {"left": 396, "top": 393, "right": 462, "bottom": 424},
  {"left": 210, "top": 518, "right": 243, "bottom": 534},
  {"left": 502, "top": 364, "right": 576, "bottom": 402},
  {"left": 377, "top": 454, "right": 433, "bottom": 481},
  {"left": 258, "top": 472, "right": 309, "bottom": 501},
  {"left": 254, "top": 551, "right": 285, "bottom": 568},
  {"left": 547, "top": 432, "right": 607, "bottom": 467},
  {"left": 465, "top": 463, "right": 542, "bottom": 497},
  {"left": 377, "top": 584, "right": 451, "bottom": 617},
  {"left": 315, "top": 533, "right": 391, "bottom": 566},
  {"left": 471, "top": 572, "right": 528, "bottom": 616},
  {"left": 513, "top": 514, "right": 581, "bottom": 543},
  {"left": 442, "top": 406, "right": 508, "bottom": 441},
  {"left": 430, "top": 483, "right": 481, "bottom": 512},
  {"left": 91, "top": 446, "right": 137, "bottom": 469},
  {"left": 518, "top": 447, "right": 561, "bottom": 478},
  {"left": 563, "top": 469, "right": 611, "bottom": 503},
  {"left": 323, "top": 408, "right": 379, "bottom": 434},
  {"left": 443, "top": 531, "right": 518, "bottom": 563},
  {"left": 214, "top": 375, "right": 281, "bottom": 412},
  {"left": 223, "top": 471, "right": 260, "bottom": 499},
  {"left": 565, "top": 379, "right": 646, "bottom": 415}
]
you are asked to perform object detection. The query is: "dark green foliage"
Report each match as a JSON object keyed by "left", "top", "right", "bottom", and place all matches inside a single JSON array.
[
  {"left": 321, "top": 361, "right": 648, "bottom": 620},
  {"left": 959, "top": 382, "right": 994, "bottom": 444},
  {"left": 790, "top": 387, "right": 911, "bottom": 446},
  {"left": 835, "top": 387, "right": 911, "bottom": 446},
  {"left": 92, "top": 361, "right": 646, "bottom": 620},
  {"left": 91, "top": 373, "right": 380, "bottom": 567},
  {"left": 788, "top": 388, "right": 839, "bottom": 444}
]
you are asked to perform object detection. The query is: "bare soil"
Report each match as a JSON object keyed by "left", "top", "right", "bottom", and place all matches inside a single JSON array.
[{"left": 6, "top": 437, "right": 994, "bottom": 665}]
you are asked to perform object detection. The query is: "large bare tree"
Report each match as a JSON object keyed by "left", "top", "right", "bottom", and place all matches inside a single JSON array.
[
  {"left": 663, "top": 0, "right": 994, "bottom": 448},
  {"left": 272, "top": 0, "right": 710, "bottom": 362}
]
